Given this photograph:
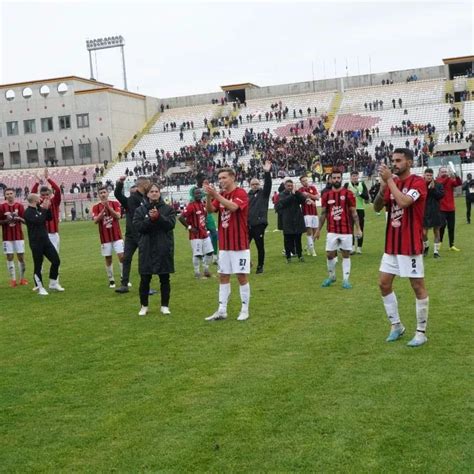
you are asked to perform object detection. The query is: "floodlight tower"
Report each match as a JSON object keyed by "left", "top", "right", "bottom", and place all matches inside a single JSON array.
[{"left": 86, "top": 35, "right": 128, "bottom": 90}]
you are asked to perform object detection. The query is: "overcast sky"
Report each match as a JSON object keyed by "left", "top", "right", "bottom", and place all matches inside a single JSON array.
[{"left": 0, "top": 0, "right": 472, "bottom": 99}]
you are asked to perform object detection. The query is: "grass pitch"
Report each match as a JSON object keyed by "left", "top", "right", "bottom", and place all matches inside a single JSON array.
[{"left": 0, "top": 200, "right": 472, "bottom": 472}]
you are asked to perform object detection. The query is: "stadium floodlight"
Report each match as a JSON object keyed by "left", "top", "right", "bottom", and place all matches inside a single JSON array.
[{"left": 85, "top": 35, "right": 128, "bottom": 90}]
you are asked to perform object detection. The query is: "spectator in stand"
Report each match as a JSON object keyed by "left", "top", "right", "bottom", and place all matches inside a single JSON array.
[{"left": 436, "top": 166, "right": 462, "bottom": 251}]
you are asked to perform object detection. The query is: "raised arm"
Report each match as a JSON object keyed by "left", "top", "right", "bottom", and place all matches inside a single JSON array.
[
  {"left": 262, "top": 160, "right": 272, "bottom": 198},
  {"left": 114, "top": 178, "right": 128, "bottom": 209}
]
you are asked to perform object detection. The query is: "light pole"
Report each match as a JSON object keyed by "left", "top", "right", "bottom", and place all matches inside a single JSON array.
[{"left": 85, "top": 35, "right": 128, "bottom": 90}]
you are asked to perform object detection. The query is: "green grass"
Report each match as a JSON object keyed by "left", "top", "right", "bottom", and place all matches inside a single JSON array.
[{"left": 0, "top": 199, "right": 472, "bottom": 472}]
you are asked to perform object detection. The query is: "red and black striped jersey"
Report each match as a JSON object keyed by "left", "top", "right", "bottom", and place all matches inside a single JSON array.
[
  {"left": 299, "top": 185, "right": 319, "bottom": 216},
  {"left": 383, "top": 175, "right": 427, "bottom": 256},
  {"left": 321, "top": 188, "right": 355, "bottom": 234},
  {"left": 212, "top": 187, "right": 249, "bottom": 251},
  {"left": 181, "top": 201, "right": 209, "bottom": 240},
  {"left": 0, "top": 202, "right": 24, "bottom": 241},
  {"left": 92, "top": 201, "right": 123, "bottom": 244}
]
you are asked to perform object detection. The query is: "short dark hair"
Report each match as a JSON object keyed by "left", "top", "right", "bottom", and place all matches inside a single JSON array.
[
  {"left": 4, "top": 187, "right": 15, "bottom": 193},
  {"left": 424, "top": 168, "right": 434, "bottom": 174},
  {"left": 98, "top": 186, "right": 108, "bottom": 192},
  {"left": 350, "top": 171, "right": 359, "bottom": 176},
  {"left": 39, "top": 186, "right": 50, "bottom": 194},
  {"left": 218, "top": 167, "right": 235, "bottom": 177},
  {"left": 393, "top": 148, "right": 414, "bottom": 161}
]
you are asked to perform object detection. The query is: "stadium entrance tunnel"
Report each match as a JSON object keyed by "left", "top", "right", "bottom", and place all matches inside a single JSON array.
[{"left": 220, "top": 82, "right": 260, "bottom": 104}]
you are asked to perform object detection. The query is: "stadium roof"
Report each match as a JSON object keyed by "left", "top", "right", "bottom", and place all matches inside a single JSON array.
[
  {"left": 220, "top": 83, "right": 259, "bottom": 91},
  {"left": 0, "top": 75, "right": 113, "bottom": 89},
  {"left": 442, "top": 55, "right": 474, "bottom": 65},
  {"left": 74, "top": 87, "right": 146, "bottom": 99}
]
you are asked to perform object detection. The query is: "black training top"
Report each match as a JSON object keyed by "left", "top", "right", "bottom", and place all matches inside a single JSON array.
[{"left": 24, "top": 206, "right": 52, "bottom": 245}]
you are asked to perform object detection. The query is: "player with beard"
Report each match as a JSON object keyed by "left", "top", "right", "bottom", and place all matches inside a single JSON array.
[
  {"left": 0, "top": 188, "right": 27, "bottom": 287},
  {"left": 179, "top": 187, "right": 214, "bottom": 278},
  {"left": 316, "top": 170, "right": 361, "bottom": 289},
  {"left": 92, "top": 187, "right": 124, "bottom": 288},
  {"left": 422, "top": 168, "right": 445, "bottom": 258},
  {"left": 374, "top": 148, "right": 429, "bottom": 347},
  {"left": 204, "top": 168, "right": 250, "bottom": 321}
]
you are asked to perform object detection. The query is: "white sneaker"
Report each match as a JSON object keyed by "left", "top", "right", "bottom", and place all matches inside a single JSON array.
[
  {"left": 32, "top": 286, "right": 39, "bottom": 292},
  {"left": 356, "top": 247, "right": 362, "bottom": 254},
  {"left": 49, "top": 281, "right": 65, "bottom": 292},
  {"left": 109, "top": 281, "right": 116, "bottom": 289},
  {"left": 138, "top": 306, "right": 148, "bottom": 316},
  {"left": 205, "top": 311, "right": 227, "bottom": 321},
  {"left": 38, "top": 287, "right": 49, "bottom": 296},
  {"left": 311, "top": 249, "right": 317, "bottom": 257},
  {"left": 160, "top": 306, "right": 171, "bottom": 315},
  {"left": 127, "top": 282, "right": 132, "bottom": 287},
  {"left": 237, "top": 311, "right": 249, "bottom": 321}
]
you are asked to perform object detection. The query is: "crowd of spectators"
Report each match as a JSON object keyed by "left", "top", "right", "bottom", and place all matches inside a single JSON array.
[{"left": 391, "top": 121, "right": 436, "bottom": 136}]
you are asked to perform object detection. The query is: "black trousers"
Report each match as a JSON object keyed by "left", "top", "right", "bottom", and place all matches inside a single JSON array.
[
  {"left": 353, "top": 209, "right": 365, "bottom": 247},
  {"left": 467, "top": 200, "right": 472, "bottom": 223},
  {"left": 284, "top": 233, "right": 302, "bottom": 258},
  {"left": 139, "top": 273, "right": 170, "bottom": 307},
  {"left": 121, "top": 234, "right": 139, "bottom": 286},
  {"left": 440, "top": 211, "right": 456, "bottom": 247},
  {"left": 249, "top": 223, "right": 267, "bottom": 267},
  {"left": 31, "top": 241, "right": 60, "bottom": 284}
]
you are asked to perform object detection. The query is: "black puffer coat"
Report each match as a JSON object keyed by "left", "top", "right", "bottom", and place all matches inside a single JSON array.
[
  {"left": 275, "top": 190, "right": 306, "bottom": 234},
  {"left": 133, "top": 199, "right": 176, "bottom": 275}
]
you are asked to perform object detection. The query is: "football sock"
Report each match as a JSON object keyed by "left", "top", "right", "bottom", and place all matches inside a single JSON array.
[
  {"left": 415, "top": 297, "right": 429, "bottom": 333},
  {"left": 307, "top": 235, "right": 314, "bottom": 250},
  {"left": 218, "top": 283, "right": 231, "bottom": 313},
  {"left": 192, "top": 256, "right": 201, "bottom": 273},
  {"left": 18, "top": 261, "right": 26, "bottom": 279},
  {"left": 239, "top": 283, "right": 250, "bottom": 313},
  {"left": 118, "top": 262, "right": 123, "bottom": 279},
  {"left": 327, "top": 258, "right": 336, "bottom": 279},
  {"left": 434, "top": 242, "right": 440, "bottom": 253},
  {"left": 423, "top": 239, "right": 429, "bottom": 248},
  {"left": 7, "top": 261, "right": 16, "bottom": 280},
  {"left": 382, "top": 292, "right": 400, "bottom": 325},
  {"left": 342, "top": 258, "right": 351, "bottom": 280},
  {"left": 106, "top": 264, "right": 114, "bottom": 281},
  {"left": 203, "top": 254, "right": 212, "bottom": 271}
]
